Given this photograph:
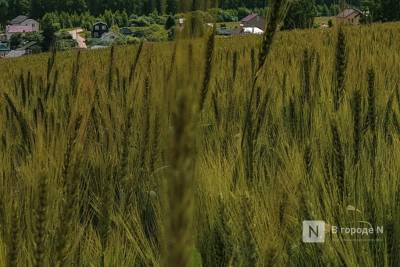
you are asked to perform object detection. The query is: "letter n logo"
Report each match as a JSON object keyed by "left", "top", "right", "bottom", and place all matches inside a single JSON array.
[{"left": 303, "top": 221, "right": 325, "bottom": 243}]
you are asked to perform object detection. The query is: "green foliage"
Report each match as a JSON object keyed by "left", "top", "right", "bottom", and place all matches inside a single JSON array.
[
  {"left": 165, "top": 15, "right": 175, "bottom": 29},
  {"left": 1, "top": 11, "right": 400, "bottom": 267},
  {"left": 167, "top": 0, "right": 178, "bottom": 14},
  {"left": 208, "top": 8, "right": 239, "bottom": 22},
  {"left": 9, "top": 33, "right": 23, "bottom": 49},
  {"left": 0, "top": 0, "right": 8, "bottom": 24},
  {"left": 1, "top": 0, "right": 278, "bottom": 23},
  {"left": 132, "top": 24, "right": 168, "bottom": 41},
  {"left": 41, "top": 13, "right": 58, "bottom": 50},
  {"left": 283, "top": 0, "right": 317, "bottom": 29},
  {"left": 126, "top": 35, "right": 141, "bottom": 44}
]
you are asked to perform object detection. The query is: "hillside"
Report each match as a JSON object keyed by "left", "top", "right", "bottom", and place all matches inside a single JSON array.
[{"left": 1, "top": 22, "right": 400, "bottom": 266}]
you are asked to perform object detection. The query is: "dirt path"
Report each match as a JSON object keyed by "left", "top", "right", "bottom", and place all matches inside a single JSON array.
[{"left": 69, "top": 28, "right": 87, "bottom": 49}]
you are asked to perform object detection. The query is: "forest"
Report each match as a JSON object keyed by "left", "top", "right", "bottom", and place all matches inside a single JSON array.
[
  {"left": 0, "top": 0, "right": 399, "bottom": 26},
  {"left": 2, "top": 0, "right": 266, "bottom": 21}
]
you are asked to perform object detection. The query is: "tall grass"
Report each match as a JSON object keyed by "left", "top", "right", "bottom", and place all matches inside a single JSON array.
[{"left": 0, "top": 17, "right": 400, "bottom": 267}]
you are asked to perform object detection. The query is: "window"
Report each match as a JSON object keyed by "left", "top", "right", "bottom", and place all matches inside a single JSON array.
[
  {"left": 102, "top": 25, "right": 106, "bottom": 30},
  {"left": 95, "top": 25, "right": 99, "bottom": 30}
]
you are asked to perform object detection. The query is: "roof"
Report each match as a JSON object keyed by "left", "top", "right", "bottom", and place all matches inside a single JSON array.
[
  {"left": 240, "top": 14, "right": 266, "bottom": 31},
  {"left": 337, "top": 8, "right": 363, "bottom": 18},
  {"left": 93, "top": 21, "right": 108, "bottom": 26},
  {"left": 10, "top": 15, "right": 29, "bottom": 25},
  {"left": 6, "top": 25, "right": 35, "bottom": 33},
  {"left": 0, "top": 43, "right": 9, "bottom": 51},
  {"left": 241, "top": 13, "right": 259, "bottom": 22},
  {"left": 16, "top": 41, "right": 37, "bottom": 51},
  {"left": 231, "top": 28, "right": 243, "bottom": 35}
]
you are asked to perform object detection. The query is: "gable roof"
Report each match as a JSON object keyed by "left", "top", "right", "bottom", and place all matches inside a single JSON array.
[
  {"left": 241, "top": 13, "right": 259, "bottom": 23},
  {"left": 337, "top": 8, "right": 363, "bottom": 18},
  {"left": 93, "top": 21, "right": 108, "bottom": 26},
  {"left": 240, "top": 13, "right": 266, "bottom": 31},
  {"left": 10, "top": 15, "right": 29, "bottom": 25},
  {"left": 16, "top": 41, "right": 37, "bottom": 51},
  {"left": 0, "top": 43, "right": 10, "bottom": 51}
]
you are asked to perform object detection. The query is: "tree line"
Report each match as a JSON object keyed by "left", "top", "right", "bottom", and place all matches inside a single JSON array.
[
  {"left": 0, "top": 0, "right": 399, "bottom": 27},
  {"left": 0, "top": 0, "right": 268, "bottom": 23}
]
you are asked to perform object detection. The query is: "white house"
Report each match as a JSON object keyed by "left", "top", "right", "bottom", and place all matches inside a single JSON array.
[{"left": 239, "top": 14, "right": 266, "bottom": 35}]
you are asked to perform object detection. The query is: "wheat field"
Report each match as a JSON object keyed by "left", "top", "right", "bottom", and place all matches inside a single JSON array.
[{"left": 0, "top": 20, "right": 400, "bottom": 266}]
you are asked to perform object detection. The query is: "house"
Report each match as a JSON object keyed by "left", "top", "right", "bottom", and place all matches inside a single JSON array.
[
  {"left": 240, "top": 13, "right": 266, "bottom": 34},
  {"left": 0, "top": 43, "right": 10, "bottom": 57},
  {"left": 5, "top": 41, "right": 39, "bottom": 58},
  {"left": 6, "top": 15, "right": 40, "bottom": 40},
  {"left": 9, "top": 15, "right": 40, "bottom": 31},
  {"left": 92, "top": 22, "right": 109, "bottom": 38},
  {"left": 16, "top": 41, "right": 39, "bottom": 54},
  {"left": 6, "top": 25, "right": 35, "bottom": 40},
  {"left": 336, "top": 8, "right": 364, "bottom": 25}
]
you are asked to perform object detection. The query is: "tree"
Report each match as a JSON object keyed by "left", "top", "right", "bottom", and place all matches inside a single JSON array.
[
  {"left": 10, "top": 33, "right": 23, "bottom": 49},
  {"left": 165, "top": 15, "right": 175, "bottom": 30},
  {"left": 30, "top": 0, "right": 44, "bottom": 18},
  {"left": 0, "top": 0, "right": 8, "bottom": 25},
  {"left": 103, "top": 9, "right": 115, "bottom": 26},
  {"left": 8, "top": 0, "right": 30, "bottom": 19},
  {"left": 158, "top": 0, "right": 166, "bottom": 14},
  {"left": 283, "top": 0, "right": 317, "bottom": 30},
  {"left": 121, "top": 10, "right": 129, "bottom": 27},
  {"left": 65, "top": 0, "right": 87, "bottom": 13},
  {"left": 238, "top": 7, "right": 251, "bottom": 19},
  {"left": 24, "top": 31, "right": 44, "bottom": 43},
  {"left": 381, "top": 0, "right": 400, "bottom": 21},
  {"left": 41, "top": 14, "right": 58, "bottom": 51},
  {"left": 361, "top": 0, "right": 381, "bottom": 21},
  {"left": 167, "top": 0, "right": 178, "bottom": 14},
  {"left": 322, "top": 4, "right": 330, "bottom": 16}
]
